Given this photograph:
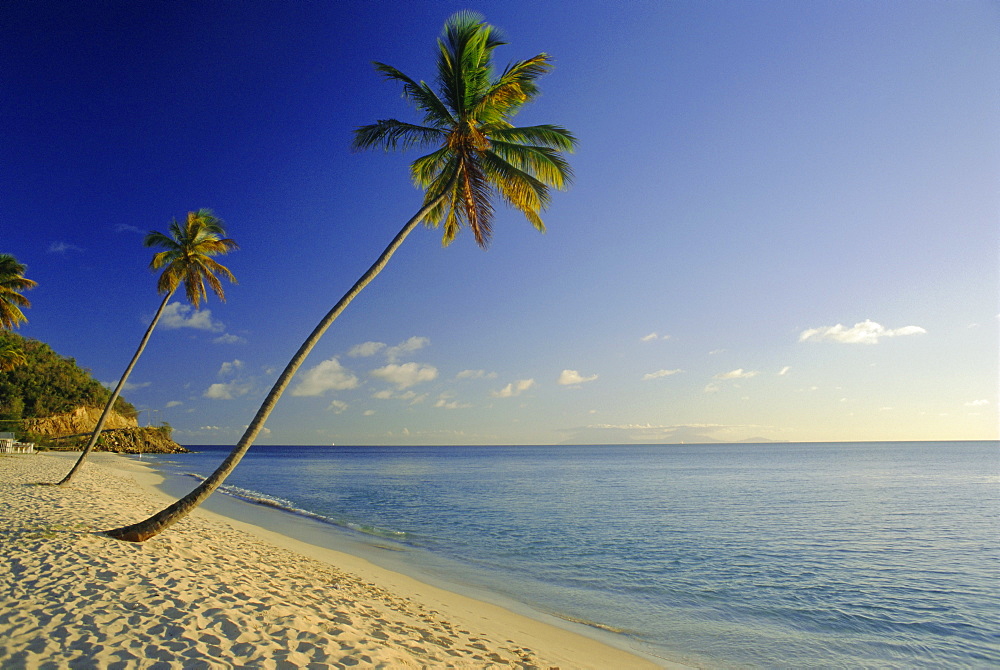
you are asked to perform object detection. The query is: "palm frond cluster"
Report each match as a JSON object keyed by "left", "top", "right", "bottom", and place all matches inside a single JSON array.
[
  {"left": 0, "top": 254, "right": 37, "bottom": 330},
  {"left": 145, "top": 209, "right": 239, "bottom": 307},
  {"left": 353, "top": 11, "right": 577, "bottom": 248}
]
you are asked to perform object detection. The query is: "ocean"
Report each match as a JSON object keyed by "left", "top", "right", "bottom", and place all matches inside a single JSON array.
[{"left": 138, "top": 441, "right": 999, "bottom": 668}]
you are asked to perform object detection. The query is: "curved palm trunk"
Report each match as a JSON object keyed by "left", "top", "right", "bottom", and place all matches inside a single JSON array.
[
  {"left": 59, "top": 290, "right": 176, "bottom": 486},
  {"left": 106, "top": 198, "right": 444, "bottom": 542}
]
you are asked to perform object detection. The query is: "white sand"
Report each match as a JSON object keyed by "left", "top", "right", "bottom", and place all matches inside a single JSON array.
[{"left": 1, "top": 452, "right": 679, "bottom": 669}]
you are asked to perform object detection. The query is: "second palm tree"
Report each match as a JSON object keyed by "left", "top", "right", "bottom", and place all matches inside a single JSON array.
[
  {"left": 59, "top": 210, "right": 237, "bottom": 486},
  {"left": 107, "top": 11, "right": 576, "bottom": 541}
]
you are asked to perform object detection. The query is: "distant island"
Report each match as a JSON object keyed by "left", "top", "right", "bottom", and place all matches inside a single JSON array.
[{"left": 0, "top": 331, "right": 187, "bottom": 453}]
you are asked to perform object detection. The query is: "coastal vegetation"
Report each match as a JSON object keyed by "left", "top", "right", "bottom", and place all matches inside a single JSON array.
[
  {"left": 0, "top": 331, "right": 135, "bottom": 444},
  {"left": 58, "top": 210, "right": 237, "bottom": 485},
  {"left": 0, "top": 331, "right": 137, "bottom": 423},
  {"left": 106, "top": 11, "right": 576, "bottom": 542},
  {"left": 0, "top": 340, "right": 27, "bottom": 372}
]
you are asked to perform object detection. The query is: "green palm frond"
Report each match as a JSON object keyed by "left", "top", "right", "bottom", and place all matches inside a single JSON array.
[
  {"left": 474, "top": 54, "right": 552, "bottom": 120},
  {"left": 0, "top": 341, "right": 27, "bottom": 371},
  {"left": 353, "top": 120, "right": 445, "bottom": 152},
  {"left": 143, "top": 231, "right": 176, "bottom": 251},
  {"left": 489, "top": 125, "right": 577, "bottom": 151},
  {"left": 421, "top": 158, "right": 461, "bottom": 226},
  {"left": 372, "top": 63, "right": 455, "bottom": 127},
  {"left": 354, "top": 12, "right": 577, "bottom": 249},
  {"left": 197, "top": 257, "right": 237, "bottom": 294},
  {"left": 410, "top": 147, "right": 452, "bottom": 188},
  {"left": 437, "top": 12, "right": 503, "bottom": 117},
  {"left": 143, "top": 209, "right": 238, "bottom": 308},
  {"left": 0, "top": 290, "right": 31, "bottom": 308},
  {"left": 489, "top": 142, "right": 573, "bottom": 189},
  {"left": 0, "top": 254, "right": 37, "bottom": 330},
  {"left": 372, "top": 62, "right": 426, "bottom": 103},
  {"left": 480, "top": 151, "right": 550, "bottom": 227}
]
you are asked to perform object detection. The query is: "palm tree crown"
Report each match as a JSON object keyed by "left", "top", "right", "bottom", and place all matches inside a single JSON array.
[
  {"left": 352, "top": 10, "right": 577, "bottom": 248},
  {"left": 145, "top": 209, "right": 239, "bottom": 307},
  {"left": 0, "top": 254, "right": 38, "bottom": 330}
]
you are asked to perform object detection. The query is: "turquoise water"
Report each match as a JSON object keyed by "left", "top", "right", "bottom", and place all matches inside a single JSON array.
[{"left": 140, "top": 441, "right": 999, "bottom": 668}]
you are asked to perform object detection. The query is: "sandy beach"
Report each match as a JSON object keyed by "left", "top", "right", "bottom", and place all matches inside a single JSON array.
[{"left": 0, "top": 452, "right": 670, "bottom": 669}]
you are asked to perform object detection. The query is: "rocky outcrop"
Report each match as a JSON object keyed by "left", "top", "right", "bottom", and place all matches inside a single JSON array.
[
  {"left": 23, "top": 406, "right": 137, "bottom": 436},
  {"left": 93, "top": 426, "right": 189, "bottom": 454},
  {"left": 23, "top": 406, "right": 188, "bottom": 453}
]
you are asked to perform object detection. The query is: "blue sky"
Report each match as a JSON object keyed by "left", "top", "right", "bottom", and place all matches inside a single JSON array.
[{"left": 3, "top": 1, "right": 997, "bottom": 445}]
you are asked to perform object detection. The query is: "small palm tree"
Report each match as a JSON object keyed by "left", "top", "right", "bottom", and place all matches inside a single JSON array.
[
  {"left": 59, "top": 210, "right": 237, "bottom": 486},
  {"left": 0, "top": 254, "right": 37, "bottom": 330},
  {"left": 0, "top": 341, "right": 27, "bottom": 371},
  {"left": 106, "top": 12, "right": 576, "bottom": 542}
]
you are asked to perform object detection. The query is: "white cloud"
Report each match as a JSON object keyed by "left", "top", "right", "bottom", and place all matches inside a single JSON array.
[
  {"left": 218, "top": 359, "right": 244, "bottom": 377},
  {"left": 160, "top": 302, "right": 225, "bottom": 332},
  {"left": 642, "top": 369, "right": 682, "bottom": 381},
  {"left": 799, "top": 320, "right": 926, "bottom": 344},
  {"left": 435, "top": 393, "right": 472, "bottom": 410},
  {"left": 291, "top": 358, "right": 359, "bottom": 396},
  {"left": 363, "top": 409, "right": 376, "bottom": 416},
  {"left": 704, "top": 383, "right": 721, "bottom": 393},
  {"left": 385, "top": 336, "right": 430, "bottom": 361},
  {"left": 715, "top": 369, "right": 759, "bottom": 380},
  {"left": 492, "top": 379, "right": 535, "bottom": 398},
  {"left": 348, "top": 341, "right": 386, "bottom": 358},
  {"left": 370, "top": 362, "right": 438, "bottom": 389},
  {"left": 165, "top": 401, "right": 183, "bottom": 408},
  {"left": 116, "top": 224, "right": 145, "bottom": 234},
  {"left": 204, "top": 381, "right": 251, "bottom": 399},
  {"left": 213, "top": 333, "right": 246, "bottom": 344},
  {"left": 641, "top": 332, "right": 671, "bottom": 342},
  {"left": 436, "top": 399, "right": 471, "bottom": 409},
  {"left": 778, "top": 366, "right": 791, "bottom": 376},
  {"left": 123, "top": 381, "right": 151, "bottom": 391},
  {"left": 558, "top": 369, "right": 598, "bottom": 385},
  {"left": 964, "top": 399, "right": 989, "bottom": 407},
  {"left": 328, "top": 400, "right": 348, "bottom": 414},
  {"left": 48, "top": 241, "right": 84, "bottom": 254},
  {"left": 456, "top": 369, "right": 497, "bottom": 380},
  {"left": 375, "top": 390, "right": 428, "bottom": 404},
  {"left": 102, "top": 379, "right": 151, "bottom": 391}
]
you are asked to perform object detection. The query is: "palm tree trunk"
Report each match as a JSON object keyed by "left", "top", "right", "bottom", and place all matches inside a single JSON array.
[
  {"left": 106, "top": 197, "right": 445, "bottom": 542},
  {"left": 59, "top": 290, "right": 176, "bottom": 486}
]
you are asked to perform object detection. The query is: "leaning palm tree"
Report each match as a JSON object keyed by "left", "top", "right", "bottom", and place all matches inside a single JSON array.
[
  {"left": 0, "top": 253, "right": 37, "bottom": 330},
  {"left": 106, "top": 11, "right": 576, "bottom": 542},
  {"left": 59, "top": 210, "right": 237, "bottom": 486}
]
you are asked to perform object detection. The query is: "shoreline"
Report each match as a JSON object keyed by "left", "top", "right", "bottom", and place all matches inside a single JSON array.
[
  {"left": 141, "top": 452, "right": 672, "bottom": 661},
  {"left": 1, "top": 452, "right": 682, "bottom": 668}
]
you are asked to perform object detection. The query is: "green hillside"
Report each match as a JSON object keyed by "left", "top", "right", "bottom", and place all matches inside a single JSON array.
[{"left": 0, "top": 331, "right": 137, "bottom": 424}]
